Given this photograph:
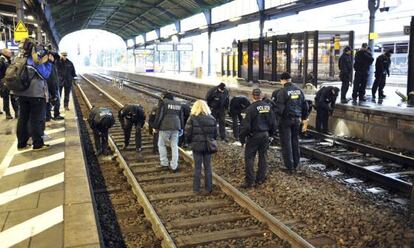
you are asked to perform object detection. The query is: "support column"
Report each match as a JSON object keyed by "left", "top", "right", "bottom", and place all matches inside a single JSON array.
[
  {"left": 259, "top": 37, "right": 264, "bottom": 80},
  {"left": 248, "top": 39, "right": 253, "bottom": 82},
  {"left": 204, "top": 9, "right": 212, "bottom": 77},
  {"left": 286, "top": 33, "right": 292, "bottom": 74},
  {"left": 175, "top": 21, "right": 181, "bottom": 73},
  {"left": 367, "top": 0, "right": 380, "bottom": 88},
  {"left": 271, "top": 36, "right": 277, "bottom": 81},
  {"left": 408, "top": 17, "right": 414, "bottom": 95},
  {"left": 349, "top": 31, "right": 355, "bottom": 82},
  {"left": 313, "top": 31, "right": 319, "bottom": 87},
  {"left": 238, "top": 41, "right": 242, "bottom": 78},
  {"left": 257, "top": 0, "right": 265, "bottom": 80},
  {"left": 303, "top": 32, "right": 309, "bottom": 85},
  {"left": 16, "top": 0, "right": 24, "bottom": 21}
]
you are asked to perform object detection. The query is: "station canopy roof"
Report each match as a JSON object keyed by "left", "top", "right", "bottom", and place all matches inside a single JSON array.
[{"left": 47, "top": 0, "right": 230, "bottom": 41}]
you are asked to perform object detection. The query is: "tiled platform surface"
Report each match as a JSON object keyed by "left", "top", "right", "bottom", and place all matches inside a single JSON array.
[{"left": 0, "top": 94, "right": 100, "bottom": 248}]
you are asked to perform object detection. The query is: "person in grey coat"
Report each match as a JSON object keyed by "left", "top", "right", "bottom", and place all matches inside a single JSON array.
[{"left": 185, "top": 100, "right": 217, "bottom": 194}]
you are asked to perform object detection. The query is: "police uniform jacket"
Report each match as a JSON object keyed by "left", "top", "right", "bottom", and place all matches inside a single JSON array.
[
  {"left": 148, "top": 106, "right": 158, "bottom": 130},
  {"left": 375, "top": 54, "right": 391, "bottom": 77},
  {"left": 354, "top": 50, "right": 374, "bottom": 73},
  {"left": 182, "top": 103, "right": 191, "bottom": 124},
  {"left": 229, "top": 96, "right": 250, "bottom": 115},
  {"left": 185, "top": 114, "right": 217, "bottom": 153},
  {"left": 315, "top": 86, "right": 337, "bottom": 111},
  {"left": 275, "top": 82, "right": 309, "bottom": 121},
  {"left": 88, "top": 107, "right": 115, "bottom": 130},
  {"left": 338, "top": 53, "right": 353, "bottom": 81},
  {"left": 239, "top": 100, "right": 276, "bottom": 143},
  {"left": 118, "top": 104, "right": 146, "bottom": 126},
  {"left": 154, "top": 98, "right": 184, "bottom": 131},
  {"left": 206, "top": 86, "right": 229, "bottom": 110}
]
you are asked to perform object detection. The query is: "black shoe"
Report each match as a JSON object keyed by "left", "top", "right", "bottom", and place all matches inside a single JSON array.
[
  {"left": 53, "top": 116, "right": 64, "bottom": 120},
  {"left": 359, "top": 97, "right": 367, "bottom": 102},
  {"left": 340, "top": 98, "right": 348, "bottom": 104},
  {"left": 172, "top": 168, "right": 179, "bottom": 173},
  {"left": 255, "top": 179, "right": 266, "bottom": 186},
  {"left": 6, "top": 113, "right": 13, "bottom": 119},
  {"left": 379, "top": 95, "right": 386, "bottom": 99},
  {"left": 33, "top": 144, "right": 50, "bottom": 151},
  {"left": 241, "top": 182, "right": 254, "bottom": 189}
]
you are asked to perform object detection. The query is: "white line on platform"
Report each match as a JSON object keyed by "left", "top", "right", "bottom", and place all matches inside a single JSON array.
[
  {"left": 0, "top": 140, "right": 17, "bottom": 179},
  {"left": 0, "top": 172, "right": 64, "bottom": 205},
  {"left": 45, "top": 127, "right": 65, "bottom": 135},
  {"left": 3, "top": 152, "right": 65, "bottom": 177},
  {"left": 0, "top": 205, "right": 63, "bottom": 247},
  {"left": 15, "top": 137, "right": 66, "bottom": 155}
]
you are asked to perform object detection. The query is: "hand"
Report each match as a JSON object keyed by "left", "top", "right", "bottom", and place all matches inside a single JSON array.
[
  {"left": 301, "top": 119, "right": 308, "bottom": 133},
  {"left": 178, "top": 129, "right": 184, "bottom": 137},
  {"left": 329, "top": 110, "right": 334, "bottom": 116}
]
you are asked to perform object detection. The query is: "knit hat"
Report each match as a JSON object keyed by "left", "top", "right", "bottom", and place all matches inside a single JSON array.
[
  {"left": 280, "top": 72, "right": 291, "bottom": 80},
  {"left": 252, "top": 88, "right": 262, "bottom": 97},
  {"left": 218, "top": 83, "right": 226, "bottom": 90}
]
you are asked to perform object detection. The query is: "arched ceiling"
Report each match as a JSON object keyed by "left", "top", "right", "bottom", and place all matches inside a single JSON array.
[{"left": 46, "top": 0, "right": 230, "bottom": 41}]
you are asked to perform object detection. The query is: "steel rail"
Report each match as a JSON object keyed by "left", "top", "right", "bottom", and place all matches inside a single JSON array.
[
  {"left": 77, "top": 76, "right": 177, "bottom": 248},
  {"left": 80, "top": 74, "right": 315, "bottom": 248}
]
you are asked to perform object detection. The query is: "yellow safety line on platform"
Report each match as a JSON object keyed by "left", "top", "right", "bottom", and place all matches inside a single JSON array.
[
  {"left": 3, "top": 152, "right": 65, "bottom": 177},
  {"left": 0, "top": 205, "right": 63, "bottom": 247}
]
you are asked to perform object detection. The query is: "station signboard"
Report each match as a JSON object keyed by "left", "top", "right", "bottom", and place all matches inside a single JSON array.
[
  {"left": 156, "top": 44, "right": 174, "bottom": 51},
  {"left": 176, "top": 43, "right": 193, "bottom": 51}
]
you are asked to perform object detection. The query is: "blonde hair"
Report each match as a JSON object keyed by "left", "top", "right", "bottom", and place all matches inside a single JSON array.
[{"left": 191, "top": 100, "right": 211, "bottom": 116}]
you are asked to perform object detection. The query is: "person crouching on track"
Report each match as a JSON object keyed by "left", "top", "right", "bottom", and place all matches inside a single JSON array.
[
  {"left": 206, "top": 83, "right": 230, "bottom": 142},
  {"left": 315, "top": 86, "right": 339, "bottom": 134},
  {"left": 118, "top": 104, "right": 146, "bottom": 152},
  {"left": 185, "top": 100, "right": 217, "bottom": 194},
  {"left": 240, "top": 88, "right": 276, "bottom": 188},
  {"left": 88, "top": 107, "right": 115, "bottom": 156},
  {"left": 154, "top": 92, "right": 184, "bottom": 172},
  {"left": 229, "top": 95, "right": 250, "bottom": 141}
]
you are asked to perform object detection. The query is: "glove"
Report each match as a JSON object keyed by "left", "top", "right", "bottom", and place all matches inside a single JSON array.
[
  {"left": 178, "top": 129, "right": 183, "bottom": 137},
  {"left": 301, "top": 119, "right": 308, "bottom": 133}
]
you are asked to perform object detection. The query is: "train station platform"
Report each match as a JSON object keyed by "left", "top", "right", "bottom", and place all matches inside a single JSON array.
[
  {"left": 99, "top": 69, "right": 414, "bottom": 152},
  {"left": 0, "top": 96, "right": 100, "bottom": 247}
]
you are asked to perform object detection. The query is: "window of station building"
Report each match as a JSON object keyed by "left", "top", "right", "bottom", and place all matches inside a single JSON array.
[
  {"left": 396, "top": 42, "right": 408, "bottom": 54},
  {"left": 181, "top": 13, "right": 207, "bottom": 32},
  {"left": 135, "top": 35, "right": 145, "bottom": 45},
  {"left": 127, "top": 39, "right": 134, "bottom": 48},
  {"left": 161, "top": 24, "right": 177, "bottom": 38},
  {"left": 146, "top": 30, "right": 158, "bottom": 41},
  {"left": 212, "top": 0, "right": 259, "bottom": 24}
]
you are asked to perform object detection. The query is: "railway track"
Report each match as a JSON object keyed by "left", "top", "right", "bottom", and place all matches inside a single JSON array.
[
  {"left": 76, "top": 75, "right": 316, "bottom": 247},
  {"left": 90, "top": 73, "right": 414, "bottom": 202}
]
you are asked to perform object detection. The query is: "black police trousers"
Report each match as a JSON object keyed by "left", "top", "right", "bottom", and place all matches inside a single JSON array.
[
  {"left": 123, "top": 119, "right": 142, "bottom": 150},
  {"left": 315, "top": 108, "right": 329, "bottom": 133},
  {"left": 93, "top": 128, "right": 110, "bottom": 155},
  {"left": 60, "top": 81, "right": 72, "bottom": 108},
  {"left": 231, "top": 113, "right": 243, "bottom": 139},
  {"left": 244, "top": 132, "right": 269, "bottom": 184},
  {"left": 352, "top": 71, "right": 368, "bottom": 100},
  {"left": 2, "top": 91, "right": 19, "bottom": 116},
  {"left": 279, "top": 118, "right": 301, "bottom": 170},
  {"left": 372, "top": 74, "right": 386, "bottom": 98},
  {"left": 340, "top": 77, "right": 350, "bottom": 101},
  {"left": 212, "top": 109, "right": 226, "bottom": 140},
  {"left": 17, "top": 97, "right": 46, "bottom": 149}
]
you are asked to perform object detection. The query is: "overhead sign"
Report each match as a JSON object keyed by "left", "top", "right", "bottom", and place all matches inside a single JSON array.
[
  {"left": 404, "top": 26, "right": 411, "bottom": 35},
  {"left": 14, "top": 20, "right": 29, "bottom": 42},
  {"left": 334, "top": 36, "right": 341, "bottom": 50},
  {"left": 176, "top": 43, "right": 193, "bottom": 51},
  {"left": 156, "top": 44, "right": 174, "bottom": 51},
  {"left": 369, "top": 32, "right": 378, "bottom": 40}
]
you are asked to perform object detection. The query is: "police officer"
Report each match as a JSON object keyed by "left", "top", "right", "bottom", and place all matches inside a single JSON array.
[
  {"left": 372, "top": 50, "right": 392, "bottom": 100},
  {"left": 88, "top": 107, "right": 115, "bottom": 156},
  {"left": 56, "top": 51, "right": 76, "bottom": 110},
  {"left": 275, "top": 72, "right": 309, "bottom": 173},
  {"left": 206, "top": 83, "right": 230, "bottom": 142},
  {"left": 315, "top": 86, "right": 339, "bottom": 134},
  {"left": 118, "top": 104, "right": 146, "bottom": 151},
  {"left": 229, "top": 95, "right": 250, "bottom": 140},
  {"left": 0, "top": 48, "right": 18, "bottom": 119},
  {"left": 179, "top": 102, "right": 191, "bottom": 147},
  {"left": 338, "top": 46, "right": 353, "bottom": 103},
  {"left": 154, "top": 92, "right": 184, "bottom": 172},
  {"left": 240, "top": 88, "right": 276, "bottom": 188},
  {"left": 352, "top": 43, "right": 374, "bottom": 102}
]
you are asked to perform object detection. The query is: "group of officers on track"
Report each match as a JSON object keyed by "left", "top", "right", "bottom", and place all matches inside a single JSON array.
[{"left": 88, "top": 71, "right": 340, "bottom": 192}]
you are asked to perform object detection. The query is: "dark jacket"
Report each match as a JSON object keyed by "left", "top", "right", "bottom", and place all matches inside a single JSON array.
[
  {"left": 229, "top": 96, "right": 250, "bottom": 116},
  {"left": 182, "top": 103, "right": 191, "bottom": 125},
  {"left": 0, "top": 55, "right": 10, "bottom": 96},
  {"left": 240, "top": 100, "right": 277, "bottom": 143},
  {"left": 206, "top": 86, "right": 229, "bottom": 111},
  {"left": 88, "top": 107, "right": 115, "bottom": 130},
  {"left": 375, "top": 54, "right": 391, "bottom": 77},
  {"left": 354, "top": 50, "right": 374, "bottom": 73},
  {"left": 47, "top": 63, "right": 59, "bottom": 100},
  {"left": 275, "top": 82, "right": 309, "bottom": 121},
  {"left": 118, "top": 104, "right": 146, "bottom": 127},
  {"left": 315, "top": 86, "right": 338, "bottom": 111},
  {"left": 338, "top": 53, "right": 353, "bottom": 81},
  {"left": 185, "top": 114, "right": 217, "bottom": 153},
  {"left": 57, "top": 58, "right": 76, "bottom": 86},
  {"left": 154, "top": 98, "right": 184, "bottom": 131}
]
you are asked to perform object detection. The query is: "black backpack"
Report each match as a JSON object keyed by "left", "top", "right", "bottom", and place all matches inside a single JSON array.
[{"left": 4, "top": 56, "right": 31, "bottom": 91}]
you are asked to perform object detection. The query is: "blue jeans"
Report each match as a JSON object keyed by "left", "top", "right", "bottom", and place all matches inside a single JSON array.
[
  {"left": 193, "top": 151, "right": 212, "bottom": 192},
  {"left": 158, "top": 130, "right": 179, "bottom": 170}
]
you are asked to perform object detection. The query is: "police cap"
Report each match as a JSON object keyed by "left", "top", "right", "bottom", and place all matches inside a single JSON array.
[{"left": 280, "top": 72, "right": 291, "bottom": 80}]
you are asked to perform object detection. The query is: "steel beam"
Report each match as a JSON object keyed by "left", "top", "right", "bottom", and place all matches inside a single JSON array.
[{"left": 408, "top": 17, "right": 414, "bottom": 95}]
